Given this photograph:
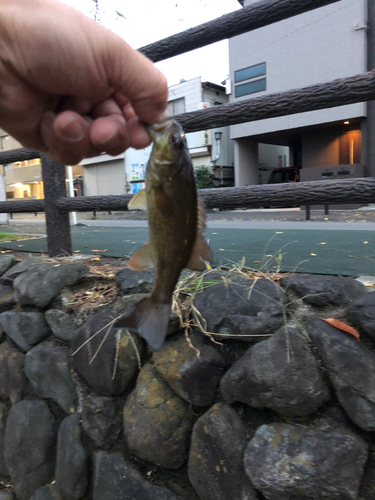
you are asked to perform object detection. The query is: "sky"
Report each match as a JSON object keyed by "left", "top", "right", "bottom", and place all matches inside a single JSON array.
[{"left": 60, "top": 0, "right": 241, "bottom": 86}]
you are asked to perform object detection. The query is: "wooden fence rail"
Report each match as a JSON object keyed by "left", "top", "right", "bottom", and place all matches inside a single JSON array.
[{"left": 0, "top": 0, "right": 374, "bottom": 256}]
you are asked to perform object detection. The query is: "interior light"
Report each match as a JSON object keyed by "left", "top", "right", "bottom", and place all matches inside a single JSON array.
[{"left": 344, "top": 121, "right": 350, "bottom": 125}]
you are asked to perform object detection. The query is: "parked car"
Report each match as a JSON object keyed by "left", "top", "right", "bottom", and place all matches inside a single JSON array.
[{"left": 268, "top": 167, "right": 300, "bottom": 184}]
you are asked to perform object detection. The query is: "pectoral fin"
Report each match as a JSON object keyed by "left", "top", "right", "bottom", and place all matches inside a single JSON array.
[
  {"left": 127, "top": 241, "right": 154, "bottom": 270},
  {"left": 128, "top": 188, "right": 147, "bottom": 210},
  {"left": 186, "top": 234, "right": 213, "bottom": 271}
]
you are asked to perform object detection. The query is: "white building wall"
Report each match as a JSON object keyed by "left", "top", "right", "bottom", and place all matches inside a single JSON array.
[
  {"left": 235, "top": 139, "right": 258, "bottom": 186},
  {"left": 229, "top": 0, "right": 368, "bottom": 139}
]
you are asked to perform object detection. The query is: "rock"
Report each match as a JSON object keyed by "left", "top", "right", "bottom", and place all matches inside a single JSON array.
[
  {"left": 123, "top": 363, "right": 193, "bottom": 469},
  {"left": 115, "top": 267, "right": 154, "bottom": 294},
  {"left": 4, "top": 400, "right": 56, "bottom": 500},
  {"left": 348, "top": 292, "right": 375, "bottom": 341},
  {"left": 55, "top": 414, "right": 88, "bottom": 500},
  {"left": 0, "top": 257, "right": 44, "bottom": 286},
  {"left": 82, "top": 394, "right": 121, "bottom": 448},
  {"left": 0, "top": 342, "right": 27, "bottom": 405},
  {"left": 29, "top": 485, "right": 60, "bottom": 500},
  {"left": 281, "top": 274, "right": 366, "bottom": 306},
  {"left": 25, "top": 341, "right": 77, "bottom": 414},
  {"left": 0, "top": 312, "right": 51, "bottom": 352},
  {"left": 308, "top": 318, "right": 375, "bottom": 431},
  {"left": 13, "top": 262, "right": 89, "bottom": 308},
  {"left": 93, "top": 451, "right": 178, "bottom": 500},
  {"left": 220, "top": 326, "right": 330, "bottom": 417},
  {"left": 0, "top": 492, "right": 15, "bottom": 500},
  {"left": 0, "top": 286, "right": 15, "bottom": 313},
  {"left": 72, "top": 302, "right": 144, "bottom": 396},
  {"left": 245, "top": 422, "right": 368, "bottom": 500},
  {"left": 193, "top": 271, "right": 286, "bottom": 340},
  {"left": 45, "top": 309, "right": 76, "bottom": 342},
  {"left": 0, "top": 255, "right": 17, "bottom": 278},
  {"left": 153, "top": 333, "right": 227, "bottom": 407},
  {"left": 188, "top": 402, "right": 257, "bottom": 500},
  {"left": 0, "top": 403, "right": 8, "bottom": 476}
]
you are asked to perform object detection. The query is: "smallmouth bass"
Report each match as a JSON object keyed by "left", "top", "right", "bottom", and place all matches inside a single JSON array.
[{"left": 114, "top": 118, "right": 212, "bottom": 350}]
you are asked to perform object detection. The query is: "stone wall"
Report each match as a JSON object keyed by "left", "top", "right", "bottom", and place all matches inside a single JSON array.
[{"left": 0, "top": 254, "right": 373, "bottom": 499}]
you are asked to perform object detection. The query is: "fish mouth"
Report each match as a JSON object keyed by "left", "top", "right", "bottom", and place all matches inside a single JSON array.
[{"left": 147, "top": 116, "right": 179, "bottom": 142}]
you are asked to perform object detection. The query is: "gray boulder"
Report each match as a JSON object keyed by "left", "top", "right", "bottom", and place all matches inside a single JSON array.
[
  {"left": 55, "top": 414, "right": 88, "bottom": 500},
  {"left": 0, "top": 257, "right": 44, "bottom": 286},
  {"left": 348, "top": 292, "right": 375, "bottom": 341},
  {"left": 0, "top": 403, "right": 8, "bottom": 476},
  {"left": 153, "top": 333, "right": 227, "bottom": 407},
  {"left": 4, "top": 400, "right": 56, "bottom": 500},
  {"left": 193, "top": 271, "right": 287, "bottom": 340},
  {"left": 0, "top": 285, "right": 15, "bottom": 313},
  {"left": 245, "top": 422, "right": 368, "bottom": 500},
  {"left": 0, "top": 492, "right": 15, "bottom": 500},
  {"left": 281, "top": 274, "right": 366, "bottom": 306},
  {"left": 72, "top": 300, "right": 144, "bottom": 396},
  {"left": 82, "top": 394, "right": 121, "bottom": 448},
  {"left": 308, "top": 317, "right": 375, "bottom": 431},
  {"left": 29, "top": 485, "right": 59, "bottom": 500},
  {"left": 13, "top": 261, "right": 89, "bottom": 308},
  {"left": 93, "top": 451, "right": 178, "bottom": 500},
  {"left": 0, "top": 312, "right": 51, "bottom": 352},
  {"left": 115, "top": 267, "right": 154, "bottom": 294},
  {"left": 0, "top": 342, "right": 27, "bottom": 405},
  {"left": 123, "top": 363, "right": 193, "bottom": 469},
  {"left": 0, "top": 255, "right": 17, "bottom": 278},
  {"left": 188, "top": 402, "right": 257, "bottom": 500},
  {"left": 25, "top": 341, "right": 77, "bottom": 414},
  {"left": 220, "top": 326, "right": 330, "bottom": 417},
  {"left": 45, "top": 309, "right": 76, "bottom": 342}
]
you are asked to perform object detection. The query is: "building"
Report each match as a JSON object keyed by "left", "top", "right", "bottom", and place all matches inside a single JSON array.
[
  {"left": 0, "top": 128, "right": 83, "bottom": 200},
  {"left": 82, "top": 77, "right": 235, "bottom": 196},
  {"left": 230, "top": 0, "right": 374, "bottom": 186}
]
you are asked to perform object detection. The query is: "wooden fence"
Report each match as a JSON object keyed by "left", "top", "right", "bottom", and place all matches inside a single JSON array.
[{"left": 0, "top": 0, "right": 374, "bottom": 256}]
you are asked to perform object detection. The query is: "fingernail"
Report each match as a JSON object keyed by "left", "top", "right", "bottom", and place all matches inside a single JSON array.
[
  {"left": 97, "top": 131, "right": 120, "bottom": 149},
  {"left": 60, "top": 118, "right": 84, "bottom": 142}
]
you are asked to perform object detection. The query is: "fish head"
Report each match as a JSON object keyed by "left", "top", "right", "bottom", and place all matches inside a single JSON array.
[{"left": 148, "top": 118, "right": 187, "bottom": 166}]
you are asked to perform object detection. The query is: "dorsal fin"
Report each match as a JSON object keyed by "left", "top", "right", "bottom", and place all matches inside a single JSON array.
[{"left": 128, "top": 188, "right": 147, "bottom": 211}]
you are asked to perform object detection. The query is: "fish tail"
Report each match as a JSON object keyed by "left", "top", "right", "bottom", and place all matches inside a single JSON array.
[{"left": 114, "top": 296, "right": 171, "bottom": 351}]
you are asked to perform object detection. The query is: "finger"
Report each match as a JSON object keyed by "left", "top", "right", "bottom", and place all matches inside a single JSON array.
[
  {"left": 90, "top": 115, "right": 131, "bottom": 156},
  {"left": 41, "top": 111, "right": 100, "bottom": 165},
  {"left": 126, "top": 117, "right": 152, "bottom": 150}
]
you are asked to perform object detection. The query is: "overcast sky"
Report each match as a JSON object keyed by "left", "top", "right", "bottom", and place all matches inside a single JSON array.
[{"left": 61, "top": 0, "right": 241, "bottom": 86}]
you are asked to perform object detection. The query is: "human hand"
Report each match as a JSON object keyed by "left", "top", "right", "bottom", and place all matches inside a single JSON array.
[{"left": 0, "top": 0, "right": 168, "bottom": 165}]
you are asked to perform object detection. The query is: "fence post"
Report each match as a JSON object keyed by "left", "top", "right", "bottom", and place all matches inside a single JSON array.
[{"left": 41, "top": 154, "right": 72, "bottom": 257}]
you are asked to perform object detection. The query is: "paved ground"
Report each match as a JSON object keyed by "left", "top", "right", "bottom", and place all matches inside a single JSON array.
[{"left": 1, "top": 207, "right": 374, "bottom": 276}]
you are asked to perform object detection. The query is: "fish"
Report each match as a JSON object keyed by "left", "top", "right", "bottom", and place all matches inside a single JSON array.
[{"left": 114, "top": 117, "right": 212, "bottom": 350}]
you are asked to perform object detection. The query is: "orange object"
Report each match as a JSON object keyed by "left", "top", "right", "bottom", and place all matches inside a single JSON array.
[{"left": 321, "top": 318, "right": 360, "bottom": 341}]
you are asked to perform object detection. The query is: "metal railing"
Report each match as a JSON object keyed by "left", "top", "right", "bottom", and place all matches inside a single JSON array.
[{"left": 0, "top": 0, "right": 374, "bottom": 256}]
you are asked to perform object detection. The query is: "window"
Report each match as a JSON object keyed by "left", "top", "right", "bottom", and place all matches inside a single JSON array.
[
  {"left": 235, "top": 78, "right": 266, "bottom": 97},
  {"left": 234, "top": 62, "right": 267, "bottom": 98},
  {"left": 167, "top": 98, "right": 186, "bottom": 116},
  {"left": 235, "top": 63, "right": 266, "bottom": 83}
]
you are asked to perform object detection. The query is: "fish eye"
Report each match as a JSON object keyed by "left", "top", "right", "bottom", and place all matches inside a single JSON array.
[{"left": 169, "top": 133, "right": 179, "bottom": 145}]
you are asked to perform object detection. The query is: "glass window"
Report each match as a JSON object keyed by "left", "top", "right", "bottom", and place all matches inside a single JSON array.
[
  {"left": 235, "top": 78, "right": 266, "bottom": 97},
  {"left": 235, "top": 63, "right": 266, "bottom": 83}
]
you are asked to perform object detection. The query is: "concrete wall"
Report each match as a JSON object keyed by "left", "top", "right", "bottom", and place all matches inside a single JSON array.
[
  {"left": 234, "top": 139, "right": 258, "bottom": 186},
  {"left": 229, "top": 0, "right": 367, "bottom": 139}
]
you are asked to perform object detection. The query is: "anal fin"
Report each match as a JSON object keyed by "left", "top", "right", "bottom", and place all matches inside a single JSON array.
[
  {"left": 186, "top": 234, "right": 213, "bottom": 272},
  {"left": 128, "top": 241, "right": 154, "bottom": 270}
]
